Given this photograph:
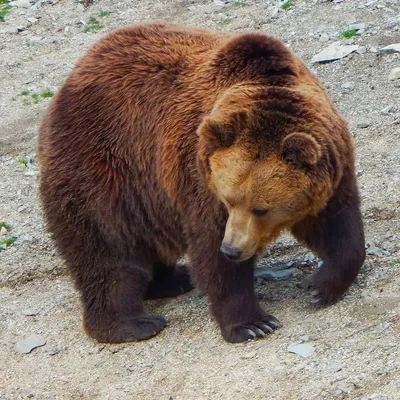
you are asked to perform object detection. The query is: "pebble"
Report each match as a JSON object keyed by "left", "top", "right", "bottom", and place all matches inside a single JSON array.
[
  {"left": 380, "top": 43, "right": 400, "bottom": 54},
  {"left": 0, "top": 226, "right": 8, "bottom": 235},
  {"left": 22, "top": 309, "right": 39, "bottom": 316},
  {"left": 319, "top": 33, "right": 330, "bottom": 42},
  {"left": 349, "top": 23, "right": 367, "bottom": 31},
  {"left": 341, "top": 82, "right": 355, "bottom": 91},
  {"left": 27, "top": 17, "right": 39, "bottom": 24},
  {"left": 356, "top": 46, "right": 367, "bottom": 54},
  {"left": 44, "top": 348, "right": 59, "bottom": 356},
  {"left": 328, "top": 362, "right": 343, "bottom": 373},
  {"left": 357, "top": 122, "right": 371, "bottom": 128},
  {"left": 380, "top": 105, "right": 396, "bottom": 114},
  {"left": 240, "top": 351, "right": 257, "bottom": 359},
  {"left": 255, "top": 266, "right": 295, "bottom": 280},
  {"left": 14, "top": 334, "right": 46, "bottom": 354},
  {"left": 0, "top": 27, "right": 20, "bottom": 34},
  {"left": 366, "top": 246, "right": 387, "bottom": 256},
  {"left": 287, "top": 342, "right": 316, "bottom": 358},
  {"left": 10, "top": 0, "right": 31, "bottom": 8},
  {"left": 388, "top": 67, "right": 400, "bottom": 81},
  {"left": 312, "top": 42, "right": 360, "bottom": 63},
  {"left": 300, "top": 335, "right": 309, "bottom": 342},
  {"left": 303, "top": 252, "right": 315, "bottom": 262}
]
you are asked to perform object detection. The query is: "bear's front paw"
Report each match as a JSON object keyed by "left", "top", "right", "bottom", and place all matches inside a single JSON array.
[
  {"left": 222, "top": 314, "right": 280, "bottom": 343},
  {"left": 308, "top": 268, "right": 353, "bottom": 306}
]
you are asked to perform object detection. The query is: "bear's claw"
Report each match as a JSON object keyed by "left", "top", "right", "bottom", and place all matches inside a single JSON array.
[{"left": 224, "top": 314, "right": 281, "bottom": 343}]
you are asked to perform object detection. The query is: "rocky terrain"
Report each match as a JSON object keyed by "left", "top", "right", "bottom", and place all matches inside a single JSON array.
[{"left": 1, "top": 0, "right": 399, "bottom": 399}]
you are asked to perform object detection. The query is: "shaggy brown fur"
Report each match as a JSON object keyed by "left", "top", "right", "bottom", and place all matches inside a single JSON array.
[{"left": 37, "top": 21, "right": 365, "bottom": 343}]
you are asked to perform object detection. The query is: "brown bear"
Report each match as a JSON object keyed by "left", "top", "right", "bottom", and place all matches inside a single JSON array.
[{"left": 37, "top": 21, "right": 365, "bottom": 343}]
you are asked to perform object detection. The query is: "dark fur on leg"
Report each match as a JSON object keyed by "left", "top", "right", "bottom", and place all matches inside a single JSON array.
[
  {"left": 145, "top": 263, "right": 194, "bottom": 299},
  {"left": 291, "top": 171, "right": 365, "bottom": 305}
]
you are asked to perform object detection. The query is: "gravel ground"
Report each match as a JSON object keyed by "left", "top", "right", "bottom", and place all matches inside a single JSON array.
[{"left": 1, "top": 0, "right": 400, "bottom": 399}]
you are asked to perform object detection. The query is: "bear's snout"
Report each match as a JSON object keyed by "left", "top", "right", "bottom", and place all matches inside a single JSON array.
[{"left": 220, "top": 242, "right": 242, "bottom": 261}]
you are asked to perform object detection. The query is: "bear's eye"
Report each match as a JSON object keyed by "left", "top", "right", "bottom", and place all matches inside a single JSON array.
[{"left": 252, "top": 208, "right": 269, "bottom": 217}]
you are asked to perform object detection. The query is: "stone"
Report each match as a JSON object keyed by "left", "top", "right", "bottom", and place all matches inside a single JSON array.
[
  {"left": 319, "top": 33, "right": 330, "bottom": 42},
  {"left": 14, "top": 334, "right": 46, "bottom": 354},
  {"left": 341, "top": 82, "right": 355, "bottom": 91},
  {"left": 44, "top": 348, "right": 59, "bottom": 355},
  {"left": 304, "top": 252, "right": 315, "bottom": 262},
  {"left": 366, "top": 246, "right": 387, "bottom": 256},
  {"left": 255, "top": 266, "right": 295, "bottom": 280},
  {"left": 380, "top": 105, "right": 396, "bottom": 114},
  {"left": 287, "top": 342, "right": 316, "bottom": 357},
  {"left": 388, "top": 67, "right": 400, "bottom": 81},
  {"left": 312, "top": 42, "right": 359, "bottom": 63},
  {"left": 380, "top": 43, "right": 400, "bottom": 54},
  {"left": 349, "top": 23, "right": 366, "bottom": 31},
  {"left": 10, "top": 0, "right": 31, "bottom": 8},
  {"left": 240, "top": 351, "right": 257, "bottom": 359},
  {"left": 357, "top": 122, "right": 371, "bottom": 128},
  {"left": 22, "top": 309, "right": 39, "bottom": 316},
  {"left": 328, "top": 362, "right": 343, "bottom": 373},
  {"left": 0, "top": 27, "right": 20, "bottom": 34},
  {"left": 356, "top": 46, "right": 366, "bottom": 54},
  {"left": 0, "top": 226, "right": 8, "bottom": 235}
]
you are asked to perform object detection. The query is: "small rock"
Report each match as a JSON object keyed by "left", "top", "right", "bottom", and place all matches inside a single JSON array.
[
  {"left": 0, "top": 226, "right": 8, "bottom": 235},
  {"left": 0, "top": 27, "right": 20, "bottom": 34},
  {"left": 269, "top": 6, "right": 280, "bottom": 19},
  {"left": 348, "top": 23, "right": 366, "bottom": 31},
  {"left": 341, "top": 82, "right": 354, "bottom": 91},
  {"left": 383, "top": 323, "right": 390, "bottom": 330},
  {"left": 44, "top": 348, "right": 59, "bottom": 356},
  {"left": 366, "top": 246, "right": 387, "bottom": 256},
  {"left": 328, "top": 362, "right": 343, "bottom": 373},
  {"left": 29, "top": 36, "right": 45, "bottom": 44},
  {"left": 27, "top": 17, "right": 38, "bottom": 24},
  {"left": 380, "top": 105, "right": 396, "bottom": 115},
  {"left": 241, "top": 351, "right": 257, "bottom": 359},
  {"left": 300, "top": 335, "right": 309, "bottom": 342},
  {"left": 16, "top": 234, "right": 33, "bottom": 244},
  {"left": 312, "top": 42, "right": 359, "bottom": 63},
  {"left": 357, "top": 122, "right": 371, "bottom": 128},
  {"left": 287, "top": 342, "right": 316, "bottom": 358},
  {"left": 380, "top": 43, "right": 400, "bottom": 54},
  {"left": 317, "top": 261, "right": 324, "bottom": 268},
  {"left": 255, "top": 266, "right": 295, "bottom": 280},
  {"left": 319, "top": 33, "right": 330, "bottom": 42},
  {"left": 22, "top": 309, "right": 39, "bottom": 316},
  {"left": 369, "top": 47, "right": 378, "bottom": 53},
  {"left": 10, "top": 0, "right": 31, "bottom": 8},
  {"left": 213, "top": 0, "right": 227, "bottom": 6},
  {"left": 388, "top": 67, "right": 400, "bottom": 81},
  {"left": 14, "top": 334, "right": 46, "bottom": 354},
  {"left": 356, "top": 46, "right": 366, "bottom": 54},
  {"left": 304, "top": 252, "right": 315, "bottom": 262}
]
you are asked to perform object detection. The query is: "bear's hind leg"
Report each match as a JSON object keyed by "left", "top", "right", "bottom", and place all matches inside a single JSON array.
[
  {"left": 75, "top": 247, "right": 167, "bottom": 343},
  {"left": 145, "top": 262, "right": 194, "bottom": 299}
]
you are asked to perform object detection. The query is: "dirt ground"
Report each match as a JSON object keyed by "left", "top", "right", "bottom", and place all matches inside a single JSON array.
[{"left": 1, "top": 0, "right": 400, "bottom": 399}]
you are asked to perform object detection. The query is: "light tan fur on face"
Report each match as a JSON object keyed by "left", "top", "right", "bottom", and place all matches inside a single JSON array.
[{"left": 209, "top": 146, "right": 315, "bottom": 261}]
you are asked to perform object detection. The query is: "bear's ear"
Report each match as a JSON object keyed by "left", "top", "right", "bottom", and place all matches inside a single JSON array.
[
  {"left": 281, "top": 132, "right": 322, "bottom": 168},
  {"left": 198, "top": 111, "right": 248, "bottom": 148}
]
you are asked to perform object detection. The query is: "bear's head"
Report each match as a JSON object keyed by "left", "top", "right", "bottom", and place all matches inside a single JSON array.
[{"left": 198, "top": 84, "right": 345, "bottom": 262}]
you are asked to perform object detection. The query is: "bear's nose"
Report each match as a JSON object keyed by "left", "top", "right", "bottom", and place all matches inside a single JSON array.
[{"left": 220, "top": 242, "right": 242, "bottom": 261}]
